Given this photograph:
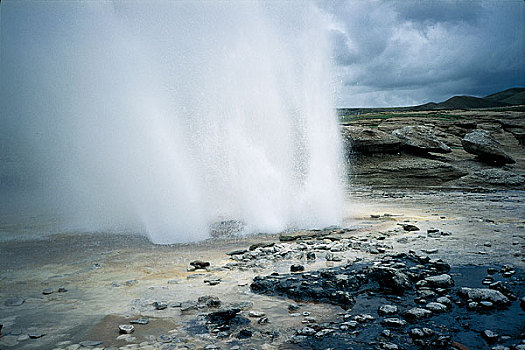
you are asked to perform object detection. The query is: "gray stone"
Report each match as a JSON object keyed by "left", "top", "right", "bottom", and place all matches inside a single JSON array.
[
  {"left": 207, "top": 307, "right": 241, "bottom": 322},
  {"left": 381, "top": 342, "right": 399, "bottom": 350},
  {"left": 297, "top": 327, "right": 316, "bottom": 336},
  {"left": 79, "top": 340, "right": 103, "bottom": 347},
  {"left": 341, "top": 321, "right": 358, "bottom": 330},
  {"left": 400, "top": 224, "right": 420, "bottom": 231},
  {"left": 392, "top": 125, "right": 451, "bottom": 154},
  {"left": 410, "top": 327, "right": 435, "bottom": 338},
  {"left": 315, "top": 329, "right": 334, "bottom": 338},
  {"left": 378, "top": 304, "right": 398, "bottom": 316},
  {"left": 381, "top": 330, "right": 392, "bottom": 338},
  {"left": 381, "top": 318, "right": 407, "bottom": 327},
  {"left": 482, "top": 329, "right": 499, "bottom": 343},
  {"left": 130, "top": 318, "right": 149, "bottom": 325},
  {"left": 28, "top": 333, "right": 45, "bottom": 339},
  {"left": 4, "top": 297, "right": 24, "bottom": 306},
  {"left": 370, "top": 266, "right": 411, "bottom": 293},
  {"left": 157, "top": 334, "right": 174, "bottom": 343},
  {"left": 462, "top": 129, "right": 514, "bottom": 164},
  {"left": 425, "top": 302, "right": 448, "bottom": 312},
  {"left": 404, "top": 307, "right": 432, "bottom": 320},
  {"left": 153, "top": 301, "right": 168, "bottom": 310},
  {"left": 290, "top": 264, "right": 305, "bottom": 272},
  {"left": 288, "top": 303, "right": 300, "bottom": 311},
  {"left": 189, "top": 260, "right": 210, "bottom": 269},
  {"left": 480, "top": 301, "right": 494, "bottom": 309},
  {"left": 119, "top": 325, "right": 134, "bottom": 334},
  {"left": 354, "top": 314, "right": 375, "bottom": 322},
  {"left": 424, "top": 274, "right": 454, "bottom": 288},
  {"left": 436, "top": 296, "right": 452, "bottom": 305},
  {"left": 458, "top": 288, "right": 510, "bottom": 306},
  {"left": 341, "top": 126, "right": 402, "bottom": 154}
]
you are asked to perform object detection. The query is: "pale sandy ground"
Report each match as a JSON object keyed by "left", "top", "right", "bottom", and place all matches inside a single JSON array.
[{"left": 0, "top": 188, "right": 523, "bottom": 349}]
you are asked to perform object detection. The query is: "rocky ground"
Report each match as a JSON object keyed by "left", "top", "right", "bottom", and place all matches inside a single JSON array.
[
  {"left": 0, "top": 186, "right": 524, "bottom": 350},
  {"left": 341, "top": 108, "right": 525, "bottom": 189},
  {"left": 0, "top": 108, "right": 524, "bottom": 350}
]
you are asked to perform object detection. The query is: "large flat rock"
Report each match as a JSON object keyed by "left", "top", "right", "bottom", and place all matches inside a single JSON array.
[
  {"left": 392, "top": 126, "right": 451, "bottom": 154},
  {"left": 341, "top": 126, "right": 402, "bottom": 154},
  {"left": 462, "top": 129, "right": 515, "bottom": 164},
  {"left": 350, "top": 155, "right": 468, "bottom": 186}
]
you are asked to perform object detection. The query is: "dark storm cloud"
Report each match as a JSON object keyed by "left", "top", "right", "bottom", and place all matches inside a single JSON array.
[{"left": 321, "top": 0, "right": 525, "bottom": 107}]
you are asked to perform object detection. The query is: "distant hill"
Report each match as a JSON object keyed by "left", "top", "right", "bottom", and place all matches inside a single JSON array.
[
  {"left": 337, "top": 87, "right": 525, "bottom": 116},
  {"left": 414, "top": 87, "right": 524, "bottom": 110},
  {"left": 484, "top": 87, "right": 525, "bottom": 105}
]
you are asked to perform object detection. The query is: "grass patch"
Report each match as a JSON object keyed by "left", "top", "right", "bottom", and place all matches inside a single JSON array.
[{"left": 339, "top": 112, "right": 462, "bottom": 123}]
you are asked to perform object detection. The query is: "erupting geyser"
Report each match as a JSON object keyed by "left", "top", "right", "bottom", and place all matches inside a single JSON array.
[{"left": 1, "top": 1, "right": 345, "bottom": 243}]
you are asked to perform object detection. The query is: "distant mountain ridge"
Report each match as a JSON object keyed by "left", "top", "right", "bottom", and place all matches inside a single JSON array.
[
  {"left": 484, "top": 87, "right": 525, "bottom": 105},
  {"left": 415, "top": 87, "right": 525, "bottom": 110}
]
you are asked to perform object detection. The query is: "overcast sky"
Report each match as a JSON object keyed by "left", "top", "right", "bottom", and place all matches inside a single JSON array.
[
  {"left": 321, "top": 0, "right": 525, "bottom": 107},
  {"left": 1, "top": 0, "right": 524, "bottom": 109}
]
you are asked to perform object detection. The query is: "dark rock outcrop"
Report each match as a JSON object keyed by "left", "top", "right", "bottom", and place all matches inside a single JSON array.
[
  {"left": 461, "top": 129, "right": 515, "bottom": 164},
  {"left": 250, "top": 253, "right": 451, "bottom": 308}
]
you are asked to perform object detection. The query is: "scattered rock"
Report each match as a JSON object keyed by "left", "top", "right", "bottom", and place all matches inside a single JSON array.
[
  {"left": 124, "top": 279, "right": 137, "bottom": 287},
  {"left": 290, "top": 264, "right": 305, "bottom": 272},
  {"left": 458, "top": 288, "right": 510, "bottom": 306},
  {"left": 297, "top": 327, "right": 316, "bottom": 336},
  {"left": 207, "top": 307, "right": 241, "bottom": 323},
  {"left": 404, "top": 307, "right": 432, "bottom": 320},
  {"left": 198, "top": 295, "right": 222, "bottom": 308},
  {"left": 410, "top": 327, "right": 434, "bottom": 339},
  {"left": 288, "top": 303, "right": 300, "bottom": 311},
  {"left": 482, "top": 329, "right": 499, "bottom": 343},
  {"left": 119, "top": 325, "right": 134, "bottom": 334},
  {"left": 400, "top": 224, "right": 420, "bottom": 231},
  {"left": 157, "top": 334, "right": 174, "bottom": 343},
  {"left": 424, "top": 274, "right": 454, "bottom": 288},
  {"left": 354, "top": 314, "right": 375, "bottom": 323},
  {"left": 4, "top": 297, "right": 25, "bottom": 306},
  {"left": 226, "top": 249, "right": 248, "bottom": 256},
  {"left": 204, "top": 278, "right": 221, "bottom": 286},
  {"left": 369, "top": 266, "right": 411, "bottom": 294},
  {"left": 381, "top": 318, "right": 407, "bottom": 327},
  {"left": 130, "top": 318, "right": 149, "bottom": 325},
  {"left": 79, "top": 340, "right": 103, "bottom": 347},
  {"left": 248, "top": 311, "right": 265, "bottom": 318},
  {"left": 436, "top": 296, "right": 452, "bottom": 305},
  {"left": 153, "top": 301, "right": 168, "bottom": 310},
  {"left": 425, "top": 302, "right": 448, "bottom": 312},
  {"left": 315, "top": 329, "right": 334, "bottom": 338},
  {"left": 190, "top": 260, "right": 210, "bottom": 270},
  {"left": 28, "top": 333, "right": 45, "bottom": 339},
  {"left": 378, "top": 304, "right": 398, "bottom": 316},
  {"left": 237, "top": 329, "right": 252, "bottom": 338},
  {"left": 258, "top": 317, "right": 269, "bottom": 324}
]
